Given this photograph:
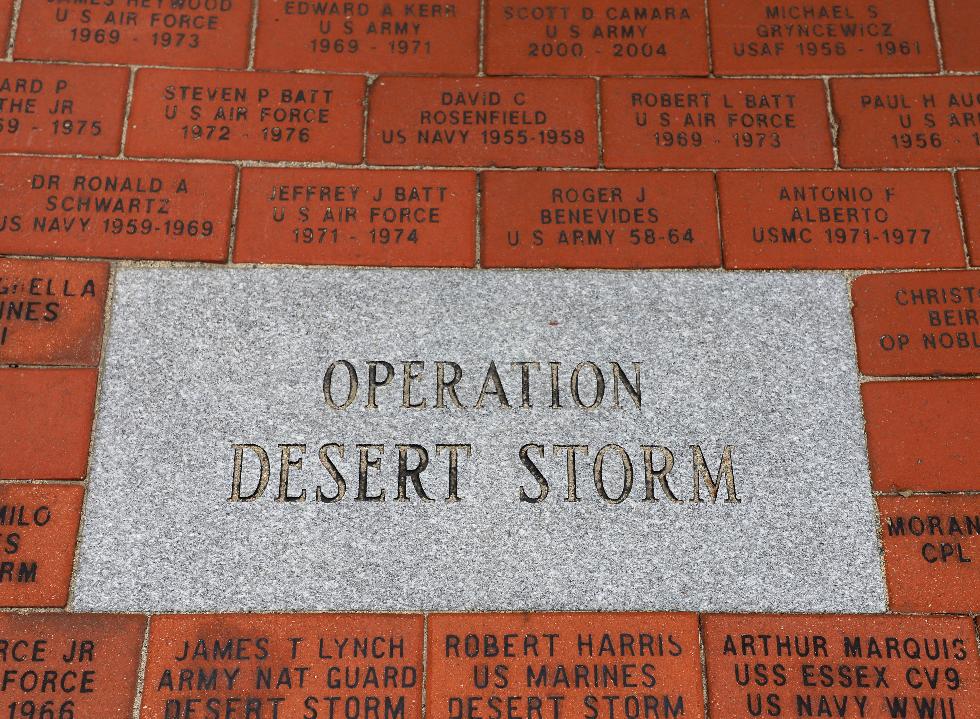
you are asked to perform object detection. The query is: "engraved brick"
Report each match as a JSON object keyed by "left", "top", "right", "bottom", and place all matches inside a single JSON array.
[
  {"left": 484, "top": 0, "right": 708, "bottom": 76},
  {"left": 719, "top": 171, "right": 965, "bottom": 269},
  {"left": 833, "top": 77, "right": 980, "bottom": 168},
  {"left": 959, "top": 171, "right": 980, "bottom": 265},
  {"left": 703, "top": 613, "right": 980, "bottom": 718},
  {"left": 255, "top": 0, "right": 479, "bottom": 74},
  {"left": 602, "top": 78, "right": 834, "bottom": 168},
  {"left": 862, "top": 379, "right": 980, "bottom": 492},
  {"left": 0, "top": 157, "right": 234, "bottom": 262},
  {"left": 427, "top": 613, "right": 705, "bottom": 719},
  {"left": 0, "top": 368, "right": 96, "bottom": 480},
  {"left": 14, "top": 0, "right": 251, "bottom": 68},
  {"left": 709, "top": 0, "right": 938, "bottom": 75},
  {"left": 140, "top": 613, "right": 423, "bottom": 719},
  {"left": 127, "top": 69, "right": 365, "bottom": 163},
  {"left": 0, "top": 484, "right": 83, "bottom": 607},
  {"left": 879, "top": 495, "right": 980, "bottom": 613},
  {"left": 0, "top": 63, "right": 128, "bottom": 156},
  {"left": 366, "top": 77, "right": 599, "bottom": 168},
  {"left": 936, "top": 0, "right": 980, "bottom": 71},
  {"left": 0, "top": 613, "right": 145, "bottom": 716},
  {"left": 481, "top": 171, "right": 720, "bottom": 268},
  {"left": 0, "top": 259, "right": 109, "bottom": 366},
  {"left": 235, "top": 168, "right": 476, "bottom": 267},
  {"left": 852, "top": 270, "right": 980, "bottom": 376}
]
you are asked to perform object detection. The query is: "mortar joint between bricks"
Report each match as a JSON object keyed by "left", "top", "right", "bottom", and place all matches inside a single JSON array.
[
  {"left": 6, "top": 0, "right": 23, "bottom": 61},
  {"left": 928, "top": 0, "right": 947, "bottom": 74},
  {"left": 130, "top": 617, "right": 152, "bottom": 719},
  {"left": 247, "top": 0, "right": 259, "bottom": 71},
  {"left": 951, "top": 169, "right": 975, "bottom": 266},
  {"left": 702, "top": 0, "right": 714, "bottom": 77}
]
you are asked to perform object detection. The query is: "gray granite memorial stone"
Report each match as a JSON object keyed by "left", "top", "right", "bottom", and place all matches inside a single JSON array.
[{"left": 72, "top": 267, "right": 885, "bottom": 612}]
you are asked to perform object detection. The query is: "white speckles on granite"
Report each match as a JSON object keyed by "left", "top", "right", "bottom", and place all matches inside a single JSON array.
[{"left": 72, "top": 268, "right": 885, "bottom": 613}]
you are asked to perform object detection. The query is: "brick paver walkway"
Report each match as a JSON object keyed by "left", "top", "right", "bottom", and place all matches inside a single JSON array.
[{"left": 0, "top": 1, "right": 977, "bottom": 717}]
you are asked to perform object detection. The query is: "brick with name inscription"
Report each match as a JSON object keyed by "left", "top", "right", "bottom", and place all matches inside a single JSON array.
[
  {"left": 959, "top": 171, "right": 980, "bottom": 265},
  {"left": 235, "top": 168, "right": 476, "bottom": 267},
  {"left": 833, "top": 77, "right": 980, "bottom": 168},
  {"left": 0, "top": 63, "right": 128, "bottom": 156},
  {"left": 427, "top": 613, "right": 705, "bottom": 719},
  {"left": 366, "top": 77, "right": 599, "bottom": 167},
  {"left": 484, "top": 1, "right": 708, "bottom": 76},
  {"left": 256, "top": 0, "right": 479, "bottom": 74},
  {"left": 862, "top": 379, "right": 979, "bottom": 492},
  {"left": 0, "top": 613, "right": 146, "bottom": 717},
  {"left": 879, "top": 495, "right": 980, "bottom": 613},
  {"left": 703, "top": 613, "right": 980, "bottom": 719},
  {"left": 14, "top": 0, "right": 251, "bottom": 68},
  {"left": 852, "top": 270, "right": 980, "bottom": 376},
  {"left": 0, "top": 484, "right": 83, "bottom": 607},
  {"left": 140, "top": 613, "right": 423, "bottom": 719},
  {"left": 481, "top": 171, "right": 720, "bottom": 268},
  {"left": 0, "top": 157, "right": 233, "bottom": 262},
  {"left": 0, "top": 258, "right": 108, "bottom": 366},
  {"left": 709, "top": 0, "right": 938, "bottom": 76},
  {"left": 127, "top": 69, "right": 365, "bottom": 163},
  {"left": 719, "top": 172, "right": 965, "bottom": 269},
  {"left": 935, "top": 0, "right": 980, "bottom": 71},
  {"left": 601, "top": 78, "right": 834, "bottom": 168},
  {"left": 0, "top": 368, "right": 96, "bottom": 480}
]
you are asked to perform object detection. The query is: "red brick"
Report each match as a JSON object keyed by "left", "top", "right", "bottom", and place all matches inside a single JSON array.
[
  {"left": 0, "top": 259, "right": 109, "bottom": 366},
  {"left": 235, "top": 168, "right": 476, "bottom": 267},
  {"left": 862, "top": 379, "right": 980, "bottom": 492},
  {"left": 141, "top": 613, "right": 423, "bottom": 719},
  {"left": 484, "top": 1, "right": 708, "bottom": 76},
  {"left": 0, "top": 0, "right": 12, "bottom": 53},
  {"left": 0, "top": 157, "right": 234, "bottom": 262},
  {"left": 852, "top": 270, "right": 980, "bottom": 376},
  {"left": 127, "top": 69, "right": 365, "bottom": 163},
  {"left": 0, "top": 63, "right": 128, "bottom": 156},
  {"left": 602, "top": 78, "right": 834, "bottom": 168},
  {"left": 366, "top": 77, "right": 599, "bottom": 168},
  {"left": 0, "top": 613, "right": 146, "bottom": 716},
  {"left": 879, "top": 495, "right": 980, "bottom": 613},
  {"left": 959, "top": 171, "right": 980, "bottom": 265},
  {"left": 0, "top": 368, "right": 96, "bottom": 480},
  {"left": 703, "top": 613, "right": 980, "bottom": 718},
  {"left": 482, "top": 171, "right": 720, "bottom": 268},
  {"left": 719, "top": 171, "right": 965, "bottom": 269},
  {"left": 14, "top": 0, "right": 251, "bottom": 68},
  {"left": 0, "top": 484, "right": 83, "bottom": 607},
  {"left": 427, "top": 613, "right": 705, "bottom": 719},
  {"left": 255, "top": 0, "right": 479, "bottom": 74},
  {"left": 936, "top": 0, "right": 980, "bottom": 71},
  {"left": 709, "top": 0, "right": 938, "bottom": 75},
  {"left": 833, "top": 77, "right": 980, "bottom": 168}
]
